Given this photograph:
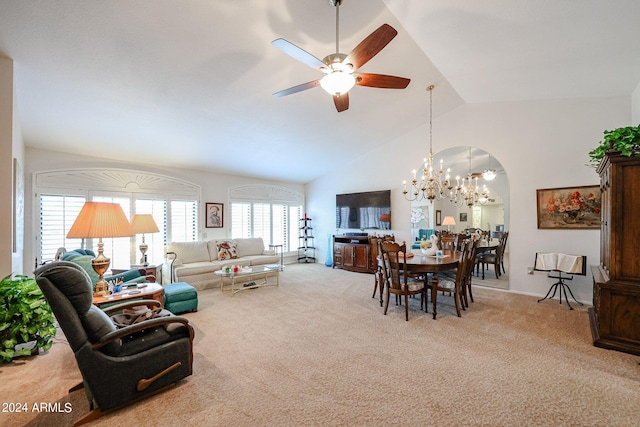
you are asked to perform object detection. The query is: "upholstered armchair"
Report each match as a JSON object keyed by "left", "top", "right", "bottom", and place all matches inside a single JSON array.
[
  {"left": 34, "top": 261, "right": 194, "bottom": 426},
  {"left": 61, "top": 248, "right": 152, "bottom": 290}
]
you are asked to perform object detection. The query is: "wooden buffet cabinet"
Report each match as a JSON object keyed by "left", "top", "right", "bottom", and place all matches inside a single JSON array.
[
  {"left": 333, "top": 235, "right": 381, "bottom": 273},
  {"left": 590, "top": 153, "right": 640, "bottom": 356}
]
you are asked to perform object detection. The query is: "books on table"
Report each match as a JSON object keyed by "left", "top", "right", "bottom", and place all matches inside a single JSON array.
[{"left": 534, "top": 253, "right": 586, "bottom": 275}]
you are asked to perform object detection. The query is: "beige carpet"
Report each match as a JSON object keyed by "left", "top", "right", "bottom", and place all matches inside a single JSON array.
[{"left": 2, "top": 264, "right": 639, "bottom": 427}]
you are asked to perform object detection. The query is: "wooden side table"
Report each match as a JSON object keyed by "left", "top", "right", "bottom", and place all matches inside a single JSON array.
[{"left": 92, "top": 283, "right": 165, "bottom": 308}]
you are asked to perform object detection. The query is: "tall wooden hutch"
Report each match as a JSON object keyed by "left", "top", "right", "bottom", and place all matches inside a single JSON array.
[{"left": 590, "top": 153, "right": 640, "bottom": 356}]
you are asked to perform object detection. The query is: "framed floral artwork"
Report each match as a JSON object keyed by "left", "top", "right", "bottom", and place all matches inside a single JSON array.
[
  {"left": 536, "top": 185, "right": 601, "bottom": 229},
  {"left": 435, "top": 210, "right": 442, "bottom": 226},
  {"left": 206, "top": 203, "right": 223, "bottom": 228}
]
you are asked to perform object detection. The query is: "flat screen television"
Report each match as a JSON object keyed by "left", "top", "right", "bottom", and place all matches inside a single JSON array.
[{"left": 336, "top": 190, "right": 391, "bottom": 230}]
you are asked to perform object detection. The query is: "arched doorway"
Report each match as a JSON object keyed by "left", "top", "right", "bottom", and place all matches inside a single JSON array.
[{"left": 410, "top": 146, "right": 509, "bottom": 289}]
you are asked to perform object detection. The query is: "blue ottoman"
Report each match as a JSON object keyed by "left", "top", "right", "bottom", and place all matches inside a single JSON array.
[{"left": 163, "top": 282, "right": 198, "bottom": 314}]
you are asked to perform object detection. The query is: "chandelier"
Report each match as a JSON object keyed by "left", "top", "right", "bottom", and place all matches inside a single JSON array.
[
  {"left": 403, "top": 85, "right": 453, "bottom": 202},
  {"left": 449, "top": 148, "right": 490, "bottom": 207}
]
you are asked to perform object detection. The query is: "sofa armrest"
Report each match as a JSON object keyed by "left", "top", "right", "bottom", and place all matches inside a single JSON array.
[{"left": 263, "top": 249, "right": 276, "bottom": 256}]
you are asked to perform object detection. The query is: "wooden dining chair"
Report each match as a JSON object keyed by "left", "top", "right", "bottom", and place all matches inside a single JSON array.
[
  {"left": 461, "top": 238, "right": 480, "bottom": 305},
  {"left": 381, "top": 241, "right": 426, "bottom": 321},
  {"left": 477, "top": 231, "right": 508, "bottom": 279},
  {"left": 439, "top": 234, "right": 457, "bottom": 256},
  {"left": 434, "top": 240, "right": 473, "bottom": 317}
]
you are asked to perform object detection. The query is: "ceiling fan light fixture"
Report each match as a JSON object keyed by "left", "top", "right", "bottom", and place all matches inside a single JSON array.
[
  {"left": 483, "top": 169, "right": 497, "bottom": 181},
  {"left": 320, "top": 70, "right": 356, "bottom": 96},
  {"left": 483, "top": 154, "right": 497, "bottom": 180}
]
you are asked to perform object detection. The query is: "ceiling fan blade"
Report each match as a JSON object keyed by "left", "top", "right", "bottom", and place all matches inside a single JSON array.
[
  {"left": 355, "top": 73, "right": 410, "bottom": 89},
  {"left": 343, "top": 24, "right": 398, "bottom": 70},
  {"left": 333, "top": 93, "right": 349, "bottom": 112},
  {"left": 273, "top": 80, "right": 320, "bottom": 97},
  {"left": 272, "top": 38, "right": 327, "bottom": 71}
]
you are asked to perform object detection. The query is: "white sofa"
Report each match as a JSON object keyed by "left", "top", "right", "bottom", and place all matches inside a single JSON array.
[{"left": 162, "top": 238, "right": 280, "bottom": 290}]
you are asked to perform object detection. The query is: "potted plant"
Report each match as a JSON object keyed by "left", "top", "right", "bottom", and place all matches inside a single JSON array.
[
  {"left": 0, "top": 274, "right": 56, "bottom": 363},
  {"left": 588, "top": 124, "right": 640, "bottom": 167}
]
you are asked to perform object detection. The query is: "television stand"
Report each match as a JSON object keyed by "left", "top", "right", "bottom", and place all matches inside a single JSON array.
[{"left": 537, "top": 271, "right": 584, "bottom": 310}]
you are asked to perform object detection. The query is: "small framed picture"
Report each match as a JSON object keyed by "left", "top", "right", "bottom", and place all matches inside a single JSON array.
[
  {"left": 460, "top": 212, "right": 468, "bottom": 222},
  {"left": 206, "top": 203, "right": 223, "bottom": 228},
  {"left": 435, "top": 210, "right": 442, "bottom": 226}
]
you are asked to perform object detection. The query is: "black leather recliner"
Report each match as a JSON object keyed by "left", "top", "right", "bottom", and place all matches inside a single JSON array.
[{"left": 34, "top": 261, "right": 194, "bottom": 426}]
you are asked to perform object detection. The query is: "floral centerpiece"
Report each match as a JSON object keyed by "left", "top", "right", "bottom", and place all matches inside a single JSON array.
[{"left": 419, "top": 235, "right": 438, "bottom": 255}]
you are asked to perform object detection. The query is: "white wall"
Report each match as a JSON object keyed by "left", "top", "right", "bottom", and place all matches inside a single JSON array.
[
  {"left": 308, "top": 95, "right": 630, "bottom": 303},
  {"left": 633, "top": 81, "right": 640, "bottom": 124},
  {"left": 0, "top": 56, "right": 12, "bottom": 276},
  {"left": 0, "top": 56, "right": 25, "bottom": 276},
  {"left": 24, "top": 147, "right": 304, "bottom": 273}
]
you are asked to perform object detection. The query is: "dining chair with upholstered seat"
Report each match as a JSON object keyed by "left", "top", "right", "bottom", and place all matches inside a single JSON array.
[
  {"left": 476, "top": 231, "right": 508, "bottom": 279},
  {"left": 434, "top": 239, "right": 473, "bottom": 317},
  {"left": 380, "top": 241, "right": 426, "bottom": 321}
]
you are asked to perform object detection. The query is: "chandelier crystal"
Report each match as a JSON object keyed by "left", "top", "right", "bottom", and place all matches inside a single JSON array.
[{"left": 403, "top": 85, "right": 453, "bottom": 202}]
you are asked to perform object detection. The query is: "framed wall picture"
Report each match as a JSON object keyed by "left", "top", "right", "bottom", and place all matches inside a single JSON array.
[
  {"left": 460, "top": 212, "right": 468, "bottom": 222},
  {"left": 536, "top": 185, "right": 601, "bottom": 229},
  {"left": 205, "top": 203, "right": 223, "bottom": 228},
  {"left": 435, "top": 210, "right": 442, "bottom": 226}
]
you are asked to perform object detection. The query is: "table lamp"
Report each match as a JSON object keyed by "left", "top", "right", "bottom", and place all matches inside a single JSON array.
[
  {"left": 130, "top": 214, "right": 159, "bottom": 265},
  {"left": 67, "top": 202, "right": 134, "bottom": 296},
  {"left": 442, "top": 215, "right": 456, "bottom": 234}
]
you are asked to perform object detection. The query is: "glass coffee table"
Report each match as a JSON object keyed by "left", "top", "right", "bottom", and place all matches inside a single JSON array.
[{"left": 215, "top": 265, "right": 280, "bottom": 295}]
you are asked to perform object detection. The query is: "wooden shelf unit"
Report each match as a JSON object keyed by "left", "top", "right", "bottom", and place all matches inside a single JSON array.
[{"left": 298, "top": 217, "right": 315, "bottom": 263}]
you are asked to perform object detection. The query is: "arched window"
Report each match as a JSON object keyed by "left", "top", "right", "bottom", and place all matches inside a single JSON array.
[{"left": 35, "top": 168, "right": 200, "bottom": 266}]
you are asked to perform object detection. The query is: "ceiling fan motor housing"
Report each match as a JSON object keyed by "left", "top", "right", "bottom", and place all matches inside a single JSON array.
[{"left": 322, "top": 53, "right": 352, "bottom": 71}]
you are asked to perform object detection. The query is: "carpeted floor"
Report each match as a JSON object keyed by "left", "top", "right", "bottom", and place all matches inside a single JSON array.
[{"left": 2, "top": 264, "right": 639, "bottom": 426}]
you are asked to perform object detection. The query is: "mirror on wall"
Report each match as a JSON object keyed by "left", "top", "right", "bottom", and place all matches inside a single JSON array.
[{"left": 409, "top": 146, "right": 509, "bottom": 289}]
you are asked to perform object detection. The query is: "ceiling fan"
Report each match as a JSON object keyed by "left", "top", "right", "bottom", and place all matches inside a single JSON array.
[{"left": 272, "top": 0, "right": 410, "bottom": 112}]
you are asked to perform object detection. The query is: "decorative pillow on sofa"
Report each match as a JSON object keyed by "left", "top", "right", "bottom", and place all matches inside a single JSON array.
[{"left": 216, "top": 240, "right": 239, "bottom": 260}]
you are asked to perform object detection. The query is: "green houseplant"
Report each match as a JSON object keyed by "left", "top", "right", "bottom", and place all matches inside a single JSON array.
[
  {"left": 0, "top": 274, "right": 56, "bottom": 363},
  {"left": 588, "top": 124, "right": 640, "bottom": 167}
]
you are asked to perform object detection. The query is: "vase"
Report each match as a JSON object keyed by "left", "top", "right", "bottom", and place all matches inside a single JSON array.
[
  {"left": 420, "top": 247, "right": 437, "bottom": 256},
  {"left": 325, "top": 233, "right": 333, "bottom": 267}
]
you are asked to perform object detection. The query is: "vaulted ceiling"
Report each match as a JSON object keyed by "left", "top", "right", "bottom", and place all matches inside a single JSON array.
[{"left": 1, "top": 0, "right": 639, "bottom": 183}]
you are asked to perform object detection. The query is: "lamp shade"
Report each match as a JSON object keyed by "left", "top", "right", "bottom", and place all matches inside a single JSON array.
[
  {"left": 442, "top": 216, "right": 456, "bottom": 226},
  {"left": 67, "top": 202, "right": 134, "bottom": 239},
  {"left": 130, "top": 214, "right": 159, "bottom": 234}
]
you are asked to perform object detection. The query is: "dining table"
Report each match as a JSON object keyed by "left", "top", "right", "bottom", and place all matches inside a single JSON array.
[{"left": 405, "top": 250, "right": 460, "bottom": 319}]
